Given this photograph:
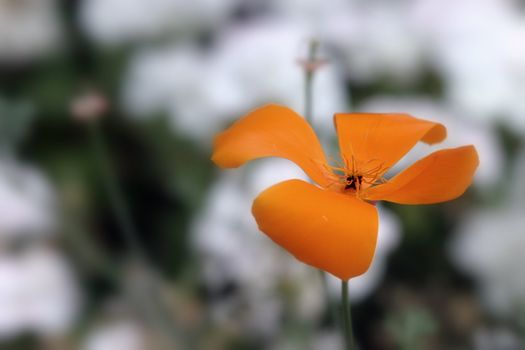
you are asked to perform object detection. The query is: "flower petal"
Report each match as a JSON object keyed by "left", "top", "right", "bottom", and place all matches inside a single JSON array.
[
  {"left": 334, "top": 113, "right": 446, "bottom": 175},
  {"left": 252, "top": 179, "right": 378, "bottom": 280},
  {"left": 363, "top": 146, "right": 479, "bottom": 204},
  {"left": 212, "top": 104, "right": 331, "bottom": 187}
]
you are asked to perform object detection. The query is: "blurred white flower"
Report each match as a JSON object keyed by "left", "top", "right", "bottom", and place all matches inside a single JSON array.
[
  {"left": 123, "top": 21, "right": 348, "bottom": 144},
  {"left": 413, "top": 0, "right": 525, "bottom": 131},
  {"left": 268, "top": 0, "right": 525, "bottom": 123},
  {"left": 0, "top": 247, "right": 80, "bottom": 337},
  {"left": 310, "top": 330, "right": 343, "bottom": 350},
  {"left": 268, "top": 0, "right": 425, "bottom": 84},
  {"left": 271, "top": 329, "right": 342, "bottom": 350},
  {"left": 269, "top": 0, "right": 352, "bottom": 27},
  {"left": 83, "top": 319, "right": 146, "bottom": 350},
  {"left": 0, "top": 0, "right": 62, "bottom": 62},
  {"left": 358, "top": 96, "right": 504, "bottom": 187},
  {"left": 327, "top": 204, "right": 400, "bottom": 302},
  {"left": 123, "top": 45, "right": 236, "bottom": 143},
  {"left": 266, "top": 0, "right": 355, "bottom": 49},
  {"left": 473, "top": 326, "right": 521, "bottom": 350},
  {"left": 80, "top": 0, "right": 236, "bottom": 45},
  {"left": 335, "top": 1, "right": 425, "bottom": 84},
  {"left": 450, "top": 150, "right": 525, "bottom": 315},
  {"left": 0, "top": 159, "right": 56, "bottom": 240}
]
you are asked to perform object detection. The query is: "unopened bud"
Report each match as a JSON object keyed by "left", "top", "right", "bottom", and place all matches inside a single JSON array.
[
  {"left": 297, "top": 39, "right": 329, "bottom": 73},
  {"left": 70, "top": 91, "right": 108, "bottom": 122},
  {"left": 296, "top": 58, "right": 329, "bottom": 73}
]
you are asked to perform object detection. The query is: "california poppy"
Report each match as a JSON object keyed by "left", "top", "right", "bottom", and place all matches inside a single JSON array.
[{"left": 211, "top": 104, "right": 479, "bottom": 281}]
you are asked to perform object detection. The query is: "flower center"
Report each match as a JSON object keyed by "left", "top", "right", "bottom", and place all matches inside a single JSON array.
[
  {"left": 344, "top": 174, "right": 363, "bottom": 191},
  {"left": 323, "top": 155, "right": 388, "bottom": 196}
]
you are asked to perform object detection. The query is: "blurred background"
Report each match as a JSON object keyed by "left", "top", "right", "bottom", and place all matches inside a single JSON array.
[{"left": 0, "top": 0, "right": 524, "bottom": 349}]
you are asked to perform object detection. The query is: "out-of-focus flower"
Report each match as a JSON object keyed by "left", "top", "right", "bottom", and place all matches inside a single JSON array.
[
  {"left": 0, "top": 0, "right": 62, "bottom": 63},
  {"left": 359, "top": 96, "right": 504, "bottom": 187},
  {"left": 268, "top": 0, "right": 353, "bottom": 31},
  {"left": 0, "top": 97, "right": 35, "bottom": 152},
  {"left": 71, "top": 90, "right": 109, "bottom": 122},
  {"left": 473, "top": 326, "right": 521, "bottom": 350},
  {"left": 269, "top": 0, "right": 425, "bottom": 84},
  {"left": 82, "top": 319, "right": 147, "bottom": 350},
  {"left": 0, "top": 247, "right": 80, "bottom": 337},
  {"left": 413, "top": 0, "right": 525, "bottom": 131},
  {"left": 123, "top": 46, "right": 230, "bottom": 142},
  {"left": 269, "top": 0, "right": 425, "bottom": 83},
  {"left": 212, "top": 104, "right": 478, "bottom": 280},
  {"left": 385, "top": 305, "right": 439, "bottom": 349},
  {"left": 310, "top": 331, "right": 343, "bottom": 350},
  {"left": 122, "top": 21, "right": 347, "bottom": 144},
  {"left": 80, "top": 0, "right": 237, "bottom": 45},
  {"left": 450, "top": 150, "right": 525, "bottom": 315},
  {"left": 193, "top": 159, "right": 325, "bottom": 336},
  {"left": 331, "top": 1, "right": 425, "bottom": 84},
  {"left": 0, "top": 159, "right": 56, "bottom": 240},
  {"left": 272, "top": 329, "right": 343, "bottom": 350}
]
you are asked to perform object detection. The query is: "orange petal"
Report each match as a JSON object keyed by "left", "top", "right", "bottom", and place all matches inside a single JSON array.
[
  {"left": 363, "top": 145, "right": 479, "bottom": 204},
  {"left": 252, "top": 179, "right": 378, "bottom": 280},
  {"left": 212, "top": 104, "right": 331, "bottom": 187},
  {"left": 334, "top": 113, "right": 446, "bottom": 175}
]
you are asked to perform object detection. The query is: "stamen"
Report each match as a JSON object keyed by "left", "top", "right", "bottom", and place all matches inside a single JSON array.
[{"left": 316, "top": 154, "right": 390, "bottom": 194}]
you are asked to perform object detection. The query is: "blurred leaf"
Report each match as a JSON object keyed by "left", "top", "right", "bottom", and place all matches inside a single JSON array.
[
  {"left": 386, "top": 306, "right": 438, "bottom": 350},
  {"left": 0, "top": 97, "right": 35, "bottom": 153}
]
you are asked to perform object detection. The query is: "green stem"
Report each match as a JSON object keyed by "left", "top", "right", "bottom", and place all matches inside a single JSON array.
[
  {"left": 342, "top": 280, "right": 356, "bottom": 350},
  {"left": 89, "top": 122, "right": 145, "bottom": 259},
  {"left": 303, "top": 39, "right": 339, "bottom": 327},
  {"left": 304, "top": 40, "right": 319, "bottom": 125},
  {"left": 89, "top": 121, "right": 181, "bottom": 347}
]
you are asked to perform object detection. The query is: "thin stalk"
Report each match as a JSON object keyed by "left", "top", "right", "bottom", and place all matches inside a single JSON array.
[
  {"left": 303, "top": 39, "right": 339, "bottom": 328},
  {"left": 89, "top": 123, "right": 145, "bottom": 259},
  {"left": 304, "top": 40, "right": 319, "bottom": 125},
  {"left": 341, "top": 280, "right": 355, "bottom": 350},
  {"left": 89, "top": 121, "right": 181, "bottom": 347},
  {"left": 303, "top": 39, "right": 341, "bottom": 329}
]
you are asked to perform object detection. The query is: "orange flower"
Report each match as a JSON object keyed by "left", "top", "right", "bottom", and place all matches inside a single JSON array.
[{"left": 211, "top": 105, "right": 479, "bottom": 281}]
